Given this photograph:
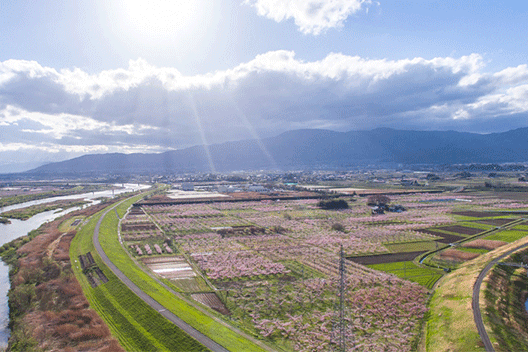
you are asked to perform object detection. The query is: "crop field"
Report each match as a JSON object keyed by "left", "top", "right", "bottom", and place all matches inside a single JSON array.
[
  {"left": 462, "top": 239, "right": 507, "bottom": 250},
  {"left": 349, "top": 251, "right": 428, "bottom": 265},
  {"left": 436, "top": 225, "right": 485, "bottom": 236},
  {"left": 385, "top": 241, "right": 438, "bottom": 252},
  {"left": 485, "top": 230, "right": 528, "bottom": 243},
  {"left": 111, "top": 192, "right": 525, "bottom": 351},
  {"left": 367, "top": 261, "right": 443, "bottom": 289},
  {"left": 101, "top": 191, "right": 528, "bottom": 351},
  {"left": 474, "top": 218, "right": 516, "bottom": 226}
]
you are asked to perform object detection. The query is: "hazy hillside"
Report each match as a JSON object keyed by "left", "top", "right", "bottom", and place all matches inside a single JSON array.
[{"left": 27, "top": 127, "right": 528, "bottom": 175}]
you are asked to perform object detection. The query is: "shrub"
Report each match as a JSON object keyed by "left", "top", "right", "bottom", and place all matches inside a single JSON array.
[
  {"left": 367, "top": 194, "right": 391, "bottom": 206},
  {"left": 318, "top": 199, "right": 349, "bottom": 210},
  {"left": 331, "top": 223, "right": 346, "bottom": 232}
]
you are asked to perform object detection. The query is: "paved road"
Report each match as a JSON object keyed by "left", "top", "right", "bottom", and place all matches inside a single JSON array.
[
  {"left": 93, "top": 201, "right": 230, "bottom": 352},
  {"left": 472, "top": 241, "right": 528, "bottom": 352}
]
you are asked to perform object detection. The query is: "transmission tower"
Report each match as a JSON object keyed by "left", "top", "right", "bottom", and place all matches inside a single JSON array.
[{"left": 331, "top": 245, "right": 350, "bottom": 351}]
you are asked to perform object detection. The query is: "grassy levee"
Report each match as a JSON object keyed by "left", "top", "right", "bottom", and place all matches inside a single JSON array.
[
  {"left": 71, "top": 195, "right": 208, "bottom": 351},
  {"left": 483, "top": 250, "right": 528, "bottom": 351},
  {"left": 73, "top": 195, "right": 270, "bottom": 352},
  {"left": 100, "top": 207, "right": 269, "bottom": 351},
  {"left": 423, "top": 233, "right": 528, "bottom": 352}
]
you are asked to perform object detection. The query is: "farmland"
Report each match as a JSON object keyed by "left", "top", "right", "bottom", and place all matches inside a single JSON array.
[
  {"left": 113, "top": 190, "right": 528, "bottom": 351},
  {"left": 70, "top": 194, "right": 210, "bottom": 352},
  {"left": 1, "top": 174, "right": 527, "bottom": 351}
]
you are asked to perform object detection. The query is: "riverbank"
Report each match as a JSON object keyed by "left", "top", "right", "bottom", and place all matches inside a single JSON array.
[
  {"left": 0, "top": 199, "right": 89, "bottom": 220},
  {"left": 0, "top": 199, "right": 128, "bottom": 351},
  {"left": 0, "top": 184, "right": 110, "bottom": 208}
]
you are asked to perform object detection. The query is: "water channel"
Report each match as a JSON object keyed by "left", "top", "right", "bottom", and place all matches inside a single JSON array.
[{"left": 0, "top": 184, "right": 149, "bottom": 348}]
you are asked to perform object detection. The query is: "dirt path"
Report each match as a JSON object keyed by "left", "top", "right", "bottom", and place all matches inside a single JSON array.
[
  {"left": 93, "top": 200, "right": 230, "bottom": 352},
  {"left": 472, "top": 241, "right": 528, "bottom": 352}
]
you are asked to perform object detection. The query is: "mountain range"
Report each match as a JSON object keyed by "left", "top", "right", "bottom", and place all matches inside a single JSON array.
[{"left": 23, "top": 127, "right": 528, "bottom": 175}]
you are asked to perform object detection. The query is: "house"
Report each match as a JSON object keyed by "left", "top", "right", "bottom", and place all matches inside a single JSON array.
[
  {"left": 248, "top": 185, "right": 267, "bottom": 192},
  {"left": 371, "top": 206, "right": 385, "bottom": 215},
  {"left": 181, "top": 182, "right": 194, "bottom": 191}
]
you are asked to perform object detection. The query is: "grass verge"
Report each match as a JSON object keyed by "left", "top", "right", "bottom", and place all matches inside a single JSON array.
[{"left": 71, "top": 195, "right": 207, "bottom": 351}]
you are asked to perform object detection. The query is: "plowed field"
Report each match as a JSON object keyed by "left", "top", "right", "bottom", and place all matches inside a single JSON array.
[
  {"left": 191, "top": 293, "right": 230, "bottom": 315},
  {"left": 347, "top": 251, "right": 427, "bottom": 265}
]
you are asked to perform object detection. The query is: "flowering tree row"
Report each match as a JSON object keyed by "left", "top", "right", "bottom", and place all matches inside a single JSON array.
[
  {"left": 129, "top": 242, "right": 173, "bottom": 256},
  {"left": 191, "top": 251, "right": 289, "bottom": 280},
  {"left": 223, "top": 273, "right": 427, "bottom": 351}
]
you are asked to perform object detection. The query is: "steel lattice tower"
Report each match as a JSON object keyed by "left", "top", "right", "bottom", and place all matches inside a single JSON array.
[{"left": 331, "top": 245, "right": 348, "bottom": 352}]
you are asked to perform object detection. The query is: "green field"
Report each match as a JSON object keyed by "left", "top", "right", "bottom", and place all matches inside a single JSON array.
[
  {"left": 367, "top": 261, "right": 443, "bottom": 289},
  {"left": 71, "top": 194, "right": 269, "bottom": 352},
  {"left": 485, "top": 230, "right": 528, "bottom": 243}
]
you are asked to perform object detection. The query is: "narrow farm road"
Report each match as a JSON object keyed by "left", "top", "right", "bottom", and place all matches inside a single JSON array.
[
  {"left": 472, "top": 240, "right": 528, "bottom": 352},
  {"left": 93, "top": 201, "right": 230, "bottom": 352}
]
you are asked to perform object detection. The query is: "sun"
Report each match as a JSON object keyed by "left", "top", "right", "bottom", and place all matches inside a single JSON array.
[{"left": 122, "top": 0, "right": 199, "bottom": 37}]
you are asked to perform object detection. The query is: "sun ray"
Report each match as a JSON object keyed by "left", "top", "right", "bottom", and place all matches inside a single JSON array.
[
  {"left": 227, "top": 96, "right": 278, "bottom": 170},
  {"left": 187, "top": 93, "right": 216, "bottom": 173}
]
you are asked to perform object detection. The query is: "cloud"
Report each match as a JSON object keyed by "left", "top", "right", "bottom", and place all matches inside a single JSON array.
[
  {"left": 0, "top": 105, "right": 157, "bottom": 142},
  {"left": 243, "top": 0, "right": 372, "bottom": 35},
  {"left": 2, "top": 51, "right": 528, "bottom": 169}
]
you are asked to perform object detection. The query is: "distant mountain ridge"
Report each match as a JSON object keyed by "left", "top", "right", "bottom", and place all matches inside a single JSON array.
[{"left": 26, "top": 127, "right": 528, "bottom": 175}]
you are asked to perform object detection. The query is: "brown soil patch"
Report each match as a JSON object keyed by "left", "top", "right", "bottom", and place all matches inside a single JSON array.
[
  {"left": 347, "top": 251, "right": 426, "bottom": 265},
  {"left": 474, "top": 218, "right": 515, "bottom": 226},
  {"left": 438, "top": 248, "right": 480, "bottom": 262},
  {"left": 462, "top": 239, "right": 507, "bottom": 250},
  {"left": 439, "top": 225, "right": 483, "bottom": 236},
  {"left": 191, "top": 293, "right": 230, "bottom": 315},
  {"left": 416, "top": 229, "right": 464, "bottom": 244},
  {"left": 452, "top": 211, "right": 507, "bottom": 218},
  {"left": 121, "top": 222, "right": 157, "bottom": 232}
]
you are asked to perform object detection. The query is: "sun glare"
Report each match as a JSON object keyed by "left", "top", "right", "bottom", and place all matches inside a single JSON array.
[
  {"left": 106, "top": 0, "right": 208, "bottom": 48},
  {"left": 123, "top": 0, "right": 198, "bottom": 36}
]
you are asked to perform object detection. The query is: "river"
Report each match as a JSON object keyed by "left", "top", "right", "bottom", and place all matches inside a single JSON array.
[{"left": 0, "top": 183, "right": 149, "bottom": 348}]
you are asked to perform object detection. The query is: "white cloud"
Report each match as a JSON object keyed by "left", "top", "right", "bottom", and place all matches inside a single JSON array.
[
  {"left": 0, "top": 142, "right": 164, "bottom": 154},
  {"left": 2, "top": 51, "right": 528, "bottom": 162},
  {"left": 0, "top": 105, "right": 157, "bottom": 140},
  {"left": 243, "top": 0, "right": 372, "bottom": 35}
]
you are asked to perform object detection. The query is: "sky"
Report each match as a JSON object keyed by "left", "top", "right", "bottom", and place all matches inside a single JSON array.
[{"left": 1, "top": 0, "right": 528, "bottom": 172}]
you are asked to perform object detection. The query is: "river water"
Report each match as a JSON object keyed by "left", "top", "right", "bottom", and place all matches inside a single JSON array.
[{"left": 0, "top": 183, "right": 149, "bottom": 348}]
